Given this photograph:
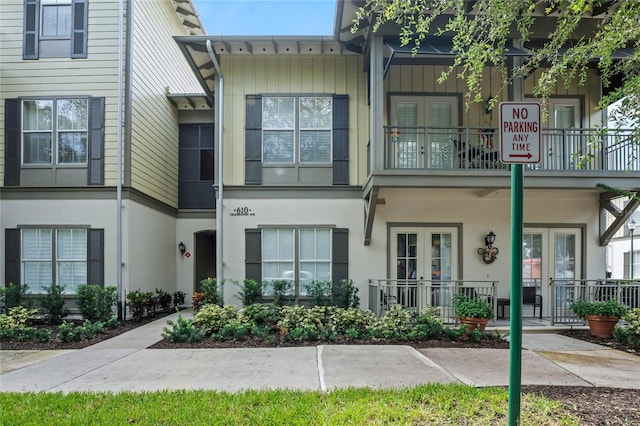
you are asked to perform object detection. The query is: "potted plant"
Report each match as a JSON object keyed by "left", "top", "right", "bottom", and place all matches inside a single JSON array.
[
  {"left": 571, "top": 299, "right": 628, "bottom": 338},
  {"left": 452, "top": 295, "right": 493, "bottom": 332}
]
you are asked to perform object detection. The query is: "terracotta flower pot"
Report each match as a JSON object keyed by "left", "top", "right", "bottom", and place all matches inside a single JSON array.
[
  {"left": 459, "top": 317, "right": 489, "bottom": 332},
  {"left": 585, "top": 315, "right": 620, "bottom": 339}
]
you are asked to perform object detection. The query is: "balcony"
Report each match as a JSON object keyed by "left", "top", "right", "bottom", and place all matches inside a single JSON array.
[{"left": 381, "top": 126, "right": 638, "bottom": 172}]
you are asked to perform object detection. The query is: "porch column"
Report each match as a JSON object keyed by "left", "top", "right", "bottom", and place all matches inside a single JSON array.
[{"left": 369, "top": 33, "right": 384, "bottom": 171}]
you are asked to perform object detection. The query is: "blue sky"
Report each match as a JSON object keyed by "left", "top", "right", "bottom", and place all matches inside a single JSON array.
[{"left": 192, "top": 0, "right": 336, "bottom": 36}]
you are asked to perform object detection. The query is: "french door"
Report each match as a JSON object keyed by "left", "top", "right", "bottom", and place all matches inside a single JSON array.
[
  {"left": 390, "top": 227, "right": 458, "bottom": 308},
  {"left": 389, "top": 96, "right": 458, "bottom": 169},
  {"left": 523, "top": 228, "right": 582, "bottom": 316}
]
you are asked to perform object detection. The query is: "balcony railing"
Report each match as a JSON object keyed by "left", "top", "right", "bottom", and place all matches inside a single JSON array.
[
  {"left": 368, "top": 279, "right": 498, "bottom": 325},
  {"left": 550, "top": 279, "right": 640, "bottom": 325},
  {"left": 384, "top": 126, "right": 638, "bottom": 172}
]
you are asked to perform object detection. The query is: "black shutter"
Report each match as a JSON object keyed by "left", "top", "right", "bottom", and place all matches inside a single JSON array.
[
  {"left": 623, "top": 252, "right": 630, "bottom": 280},
  {"left": 245, "top": 228, "right": 262, "bottom": 283},
  {"left": 5, "top": 229, "right": 21, "bottom": 286},
  {"left": 87, "top": 229, "right": 104, "bottom": 286},
  {"left": 88, "top": 97, "right": 105, "bottom": 185},
  {"left": 332, "top": 95, "right": 349, "bottom": 185},
  {"left": 332, "top": 228, "right": 349, "bottom": 300},
  {"left": 4, "top": 99, "right": 21, "bottom": 186},
  {"left": 23, "top": 0, "right": 39, "bottom": 60},
  {"left": 71, "top": 0, "right": 88, "bottom": 58},
  {"left": 245, "top": 95, "right": 262, "bottom": 185}
]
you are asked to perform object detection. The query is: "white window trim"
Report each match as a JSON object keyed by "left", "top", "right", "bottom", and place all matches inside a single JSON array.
[{"left": 261, "top": 95, "right": 333, "bottom": 166}]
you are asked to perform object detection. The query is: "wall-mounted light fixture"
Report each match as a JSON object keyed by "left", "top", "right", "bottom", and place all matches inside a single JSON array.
[
  {"left": 477, "top": 231, "right": 499, "bottom": 264},
  {"left": 178, "top": 242, "right": 186, "bottom": 255}
]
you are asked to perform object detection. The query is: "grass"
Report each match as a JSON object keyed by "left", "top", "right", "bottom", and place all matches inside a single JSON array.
[{"left": 0, "top": 384, "right": 579, "bottom": 425}]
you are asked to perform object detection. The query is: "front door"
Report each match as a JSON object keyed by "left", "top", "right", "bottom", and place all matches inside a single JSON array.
[{"left": 391, "top": 227, "right": 458, "bottom": 309}]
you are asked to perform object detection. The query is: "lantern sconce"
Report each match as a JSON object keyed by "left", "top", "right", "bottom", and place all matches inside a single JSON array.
[
  {"left": 477, "top": 231, "right": 499, "bottom": 264},
  {"left": 178, "top": 242, "right": 186, "bottom": 255}
]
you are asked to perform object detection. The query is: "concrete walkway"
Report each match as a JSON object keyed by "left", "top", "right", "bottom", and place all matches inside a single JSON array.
[{"left": 1, "top": 311, "right": 639, "bottom": 393}]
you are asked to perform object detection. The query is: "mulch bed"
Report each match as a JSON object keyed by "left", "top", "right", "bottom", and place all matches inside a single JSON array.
[{"left": 3, "top": 318, "right": 640, "bottom": 425}]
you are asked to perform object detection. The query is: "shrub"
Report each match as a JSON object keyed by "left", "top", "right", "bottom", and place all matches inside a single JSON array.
[
  {"left": 278, "top": 305, "right": 326, "bottom": 336},
  {"left": 216, "top": 319, "right": 251, "bottom": 340},
  {"left": 328, "top": 307, "right": 376, "bottom": 335},
  {"left": 81, "top": 320, "right": 105, "bottom": 339},
  {"left": 373, "top": 305, "right": 413, "bottom": 339},
  {"left": 236, "top": 279, "right": 261, "bottom": 306},
  {"left": 194, "top": 304, "right": 238, "bottom": 335},
  {"left": 173, "top": 291, "right": 186, "bottom": 308},
  {"left": 452, "top": 295, "right": 493, "bottom": 319},
  {"left": 162, "top": 315, "right": 204, "bottom": 343},
  {"left": 126, "top": 290, "right": 147, "bottom": 321},
  {"left": 156, "top": 289, "right": 173, "bottom": 311},
  {"left": 270, "top": 280, "right": 293, "bottom": 307},
  {"left": 0, "top": 306, "right": 39, "bottom": 330},
  {"left": 411, "top": 311, "right": 446, "bottom": 340},
  {"left": 200, "top": 277, "right": 222, "bottom": 306},
  {"left": 76, "top": 285, "right": 117, "bottom": 322},
  {"left": 40, "top": 283, "right": 70, "bottom": 325},
  {"left": 571, "top": 299, "right": 628, "bottom": 319},
  {"left": 105, "top": 316, "right": 119, "bottom": 329},
  {"left": 238, "top": 304, "right": 280, "bottom": 328},
  {"left": 305, "top": 280, "right": 332, "bottom": 307},
  {"left": 335, "top": 279, "right": 360, "bottom": 309},
  {"left": 1, "top": 283, "right": 31, "bottom": 313},
  {"left": 192, "top": 292, "right": 205, "bottom": 312},
  {"left": 57, "top": 321, "right": 84, "bottom": 342},
  {"left": 623, "top": 307, "right": 640, "bottom": 335}
]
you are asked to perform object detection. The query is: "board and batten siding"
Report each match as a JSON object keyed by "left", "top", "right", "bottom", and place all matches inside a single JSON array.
[
  {"left": 221, "top": 55, "right": 369, "bottom": 186},
  {"left": 129, "top": 0, "right": 203, "bottom": 208},
  {"left": 385, "top": 64, "right": 602, "bottom": 128},
  {"left": 0, "top": 0, "right": 120, "bottom": 187}
]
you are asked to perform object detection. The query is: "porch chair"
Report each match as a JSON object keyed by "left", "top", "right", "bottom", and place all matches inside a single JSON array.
[{"left": 522, "top": 287, "right": 542, "bottom": 319}]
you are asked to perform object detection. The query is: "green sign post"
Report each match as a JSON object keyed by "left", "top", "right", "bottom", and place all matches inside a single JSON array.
[{"left": 499, "top": 102, "right": 540, "bottom": 425}]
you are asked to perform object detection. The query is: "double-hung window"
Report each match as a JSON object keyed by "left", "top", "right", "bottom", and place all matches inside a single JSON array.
[
  {"left": 41, "top": 0, "right": 72, "bottom": 39},
  {"left": 262, "top": 96, "right": 332, "bottom": 164},
  {"left": 21, "top": 228, "right": 87, "bottom": 293},
  {"left": 262, "top": 228, "right": 332, "bottom": 296},
  {"left": 22, "top": 98, "right": 88, "bottom": 165}
]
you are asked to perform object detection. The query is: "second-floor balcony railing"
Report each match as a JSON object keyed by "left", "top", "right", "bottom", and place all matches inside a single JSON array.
[{"left": 383, "top": 126, "right": 638, "bottom": 172}]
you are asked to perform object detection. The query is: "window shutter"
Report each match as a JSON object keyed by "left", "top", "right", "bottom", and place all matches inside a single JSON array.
[
  {"left": 87, "top": 229, "right": 104, "bottom": 286},
  {"left": 71, "top": 0, "right": 88, "bottom": 58},
  {"left": 245, "top": 228, "right": 262, "bottom": 283},
  {"left": 5, "top": 229, "right": 21, "bottom": 286},
  {"left": 245, "top": 95, "right": 262, "bottom": 185},
  {"left": 23, "top": 0, "right": 39, "bottom": 60},
  {"left": 88, "top": 97, "right": 105, "bottom": 185},
  {"left": 331, "top": 228, "right": 349, "bottom": 301},
  {"left": 4, "top": 99, "right": 21, "bottom": 186},
  {"left": 332, "top": 95, "right": 349, "bottom": 185}
]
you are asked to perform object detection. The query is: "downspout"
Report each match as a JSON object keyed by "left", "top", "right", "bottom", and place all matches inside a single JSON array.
[
  {"left": 116, "top": 0, "right": 125, "bottom": 319},
  {"left": 206, "top": 40, "right": 224, "bottom": 297}
]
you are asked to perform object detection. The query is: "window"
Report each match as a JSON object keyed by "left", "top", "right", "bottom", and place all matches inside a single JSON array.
[
  {"left": 262, "top": 228, "right": 332, "bottom": 296},
  {"left": 21, "top": 228, "right": 87, "bottom": 293},
  {"left": 22, "top": 98, "right": 88, "bottom": 165},
  {"left": 178, "top": 124, "right": 215, "bottom": 209},
  {"left": 23, "top": 0, "right": 88, "bottom": 59},
  {"left": 262, "top": 96, "right": 332, "bottom": 164},
  {"left": 624, "top": 251, "right": 640, "bottom": 279},
  {"left": 41, "top": 0, "right": 71, "bottom": 39}
]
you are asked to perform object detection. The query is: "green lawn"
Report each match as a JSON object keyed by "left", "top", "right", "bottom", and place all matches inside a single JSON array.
[{"left": 0, "top": 384, "right": 578, "bottom": 425}]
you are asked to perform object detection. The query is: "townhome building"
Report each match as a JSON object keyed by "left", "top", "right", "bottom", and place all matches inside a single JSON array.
[
  {"left": 175, "top": 0, "right": 639, "bottom": 319},
  {"left": 1, "top": 0, "right": 207, "bottom": 316},
  {"left": 3, "top": 0, "right": 639, "bottom": 321}
]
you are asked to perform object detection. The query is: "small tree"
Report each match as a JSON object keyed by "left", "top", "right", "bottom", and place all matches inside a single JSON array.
[
  {"left": 336, "top": 279, "right": 360, "bottom": 309},
  {"left": 236, "top": 279, "right": 261, "bottom": 306},
  {"left": 76, "top": 285, "right": 117, "bottom": 322},
  {"left": 270, "top": 280, "right": 293, "bottom": 307},
  {"left": 40, "top": 284, "right": 69, "bottom": 325},
  {"left": 200, "top": 277, "right": 222, "bottom": 306},
  {"left": 305, "top": 280, "right": 332, "bottom": 307}
]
